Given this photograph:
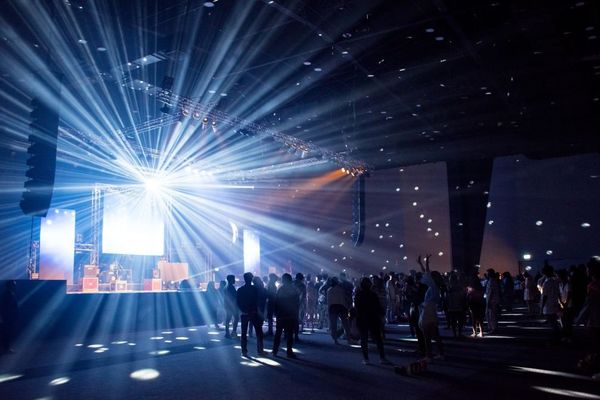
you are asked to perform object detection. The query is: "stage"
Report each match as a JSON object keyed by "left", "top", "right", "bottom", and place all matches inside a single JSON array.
[{"left": 1, "top": 279, "right": 208, "bottom": 341}]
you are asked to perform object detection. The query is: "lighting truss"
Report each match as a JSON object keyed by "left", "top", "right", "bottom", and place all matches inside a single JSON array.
[{"left": 119, "top": 77, "right": 370, "bottom": 176}]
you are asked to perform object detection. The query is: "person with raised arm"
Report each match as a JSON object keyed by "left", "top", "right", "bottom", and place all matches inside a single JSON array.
[{"left": 417, "top": 254, "right": 445, "bottom": 361}]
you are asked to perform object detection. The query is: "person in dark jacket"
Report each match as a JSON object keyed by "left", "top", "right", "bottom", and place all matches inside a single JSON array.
[
  {"left": 248, "top": 276, "right": 267, "bottom": 338},
  {"left": 265, "top": 274, "right": 279, "bottom": 336},
  {"left": 355, "top": 277, "right": 390, "bottom": 365},
  {"left": 205, "top": 281, "right": 220, "bottom": 329},
  {"left": 224, "top": 275, "right": 239, "bottom": 338},
  {"left": 272, "top": 273, "right": 300, "bottom": 358},
  {"left": 237, "top": 272, "right": 265, "bottom": 357}
]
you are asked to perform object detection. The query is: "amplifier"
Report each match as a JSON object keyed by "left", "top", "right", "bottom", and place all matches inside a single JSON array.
[
  {"left": 115, "top": 280, "right": 127, "bottom": 291},
  {"left": 82, "top": 277, "right": 98, "bottom": 292},
  {"left": 144, "top": 279, "right": 162, "bottom": 291},
  {"left": 84, "top": 265, "right": 98, "bottom": 277}
]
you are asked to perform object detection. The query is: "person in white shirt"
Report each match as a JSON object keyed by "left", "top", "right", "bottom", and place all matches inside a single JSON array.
[
  {"left": 557, "top": 269, "right": 573, "bottom": 341},
  {"left": 541, "top": 264, "right": 561, "bottom": 342}
]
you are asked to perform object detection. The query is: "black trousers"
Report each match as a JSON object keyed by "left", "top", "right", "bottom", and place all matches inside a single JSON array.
[
  {"left": 240, "top": 313, "right": 264, "bottom": 354},
  {"left": 266, "top": 303, "right": 275, "bottom": 334},
  {"left": 359, "top": 321, "right": 385, "bottom": 360},
  {"left": 273, "top": 317, "right": 296, "bottom": 355},
  {"left": 225, "top": 308, "right": 239, "bottom": 336},
  {"left": 328, "top": 304, "right": 350, "bottom": 341}
]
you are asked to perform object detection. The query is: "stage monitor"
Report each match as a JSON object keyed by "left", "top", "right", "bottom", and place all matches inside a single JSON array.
[{"left": 102, "top": 190, "right": 165, "bottom": 256}]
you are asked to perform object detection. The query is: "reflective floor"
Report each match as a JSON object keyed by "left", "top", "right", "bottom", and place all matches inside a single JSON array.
[{"left": 1, "top": 307, "right": 598, "bottom": 400}]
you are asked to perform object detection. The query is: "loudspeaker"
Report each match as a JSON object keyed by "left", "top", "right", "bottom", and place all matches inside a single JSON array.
[
  {"left": 84, "top": 265, "right": 98, "bottom": 277},
  {"left": 20, "top": 97, "right": 60, "bottom": 217},
  {"left": 82, "top": 277, "right": 98, "bottom": 292},
  {"left": 351, "top": 175, "right": 365, "bottom": 247}
]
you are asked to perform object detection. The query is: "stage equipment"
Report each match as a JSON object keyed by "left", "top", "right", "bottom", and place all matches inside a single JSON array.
[
  {"left": 39, "top": 209, "right": 76, "bottom": 284},
  {"left": 243, "top": 229, "right": 260, "bottom": 276},
  {"left": 20, "top": 97, "right": 60, "bottom": 217},
  {"left": 84, "top": 265, "right": 98, "bottom": 277},
  {"left": 157, "top": 261, "right": 189, "bottom": 282},
  {"left": 82, "top": 277, "right": 98, "bottom": 292},
  {"left": 144, "top": 279, "right": 162, "bottom": 291},
  {"left": 159, "top": 75, "right": 174, "bottom": 114},
  {"left": 112, "top": 73, "right": 370, "bottom": 175},
  {"left": 102, "top": 188, "right": 165, "bottom": 256},
  {"left": 351, "top": 176, "right": 365, "bottom": 247}
]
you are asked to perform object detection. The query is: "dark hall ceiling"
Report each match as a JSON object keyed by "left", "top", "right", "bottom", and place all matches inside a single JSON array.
[{"left": 1, "top": 0, "right": 599, "bottom": 171}]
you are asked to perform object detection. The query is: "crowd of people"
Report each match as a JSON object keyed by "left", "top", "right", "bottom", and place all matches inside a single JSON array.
[{"left": 200, "top": 256, "right": 600, "bottom": 374}]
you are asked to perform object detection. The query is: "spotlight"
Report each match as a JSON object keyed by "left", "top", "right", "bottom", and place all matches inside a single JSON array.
[
  {"left": 143, "top": 177, "right": 162, "bottom": 192},
  {"left": 181, "top": 101, "right": 191, "bottom": 117}
]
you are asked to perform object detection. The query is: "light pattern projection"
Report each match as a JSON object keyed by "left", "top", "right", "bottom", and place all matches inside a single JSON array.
[{"left": 0, "top": 0, "right": 379, "bottom": 281}]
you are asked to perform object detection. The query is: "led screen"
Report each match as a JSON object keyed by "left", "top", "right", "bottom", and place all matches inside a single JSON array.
[
  {"left": 243, "top": 229, "right": 260, "bottom": 276},
  {"left": 39, "top": 208, "right": 76, "bottom": 284},
  {"left": 102, "top": 190, "right": 165, "bottom": 256}
]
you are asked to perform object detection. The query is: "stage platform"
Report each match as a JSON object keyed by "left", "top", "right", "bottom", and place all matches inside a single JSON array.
[{"left": 1, "top": 280, "right": 208, "bottom": 340}]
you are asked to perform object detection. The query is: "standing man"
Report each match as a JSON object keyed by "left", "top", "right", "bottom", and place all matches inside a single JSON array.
[
  {"left": 265, "top": 273, "right": 279, "bottom": 336},
  {"left": 327, "top": 277, "right": 351, "bottom": 344},
  {"left": 272, "top": 273, "right": 300, "bottom": 358},
  {"left": 237, "top": 272, "right": 265, "bottom": 357},
  {"left": 293, "top": 273, "right": 307, "bottom": 341},
  {"left": 485, "top": 269, "right": 501, "bottom": 334},
  {"left": 224, "top": 275, "right": 239, "bottom": 339}
]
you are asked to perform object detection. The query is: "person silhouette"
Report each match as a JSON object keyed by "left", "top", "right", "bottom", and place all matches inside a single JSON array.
[
  {"left": 237, "top": 272, "right": 265, "bottom": 357},
  {"left": 355, "top": 277, "right": 390, "bottom": 365},
  {"left": 272, "top": 273, "right": 300, "bottom": 358},
  {"left": 224, "top": 275, "right": 239, "bottom": 338}
]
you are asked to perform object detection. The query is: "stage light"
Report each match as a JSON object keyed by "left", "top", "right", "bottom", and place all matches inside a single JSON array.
[
  {"left": 143, "top": 177, "right": 163, "bottom": 192},
  {"left": 523, "top": 253, "right": 532, "bottom": 260}
]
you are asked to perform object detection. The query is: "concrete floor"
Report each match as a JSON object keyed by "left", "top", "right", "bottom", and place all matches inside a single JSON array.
[{"left": 0, "top": 307, "right": 598, "bottom": 400}]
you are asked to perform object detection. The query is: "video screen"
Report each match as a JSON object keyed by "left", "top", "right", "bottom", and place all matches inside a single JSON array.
[{"left": 102, "top": 190, "right": 165, "bottom": 256}]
